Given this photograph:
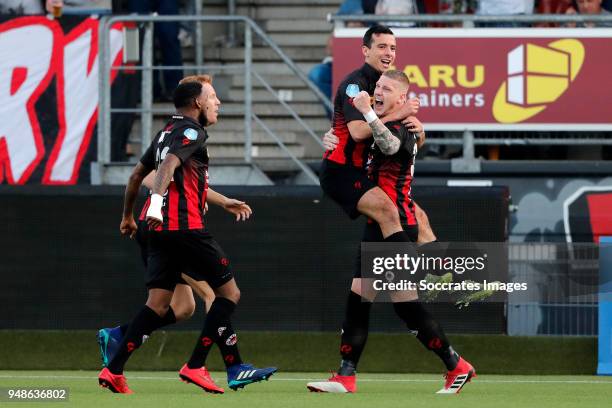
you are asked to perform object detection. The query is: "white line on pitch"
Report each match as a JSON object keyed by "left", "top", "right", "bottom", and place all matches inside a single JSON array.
[{"left": 1, "top": 374, "right": 611, "bottom": 385}]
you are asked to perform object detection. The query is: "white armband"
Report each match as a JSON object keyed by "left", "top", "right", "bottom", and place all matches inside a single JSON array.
[
  {"left": 363, "top": 109, "right": 378, "bottom": 124},
  {"left": 146, "top": 193, "right": 164, "bottom": 221}
]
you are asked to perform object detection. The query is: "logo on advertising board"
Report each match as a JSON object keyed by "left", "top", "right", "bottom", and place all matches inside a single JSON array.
[{"left": 493, "top": 39, "right": 585, "bottom": 123}]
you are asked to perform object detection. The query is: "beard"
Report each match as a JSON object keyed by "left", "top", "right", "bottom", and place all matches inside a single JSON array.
[{"left": 198, "top": 110, "right": 208, "bottom": 127}]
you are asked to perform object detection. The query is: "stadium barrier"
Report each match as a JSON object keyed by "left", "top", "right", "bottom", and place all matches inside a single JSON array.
[{"left": 1, "top": 185, "right": 507, "bottom": 333}]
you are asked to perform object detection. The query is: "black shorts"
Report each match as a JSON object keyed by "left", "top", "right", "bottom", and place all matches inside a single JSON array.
[
  {"left": 353, "top": 221, "right": 419, "bottom": 278},
  {"left": 145, "top": 228, "right": 233, "bottom": 290},
  {"left": 319, "top": 160, "right": 377, "bottom": 219},
  {"left": 135, "top": 220, "right": 187, "bottom": 287}
]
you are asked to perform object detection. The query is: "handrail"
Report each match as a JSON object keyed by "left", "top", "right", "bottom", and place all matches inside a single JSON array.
[
  {"left": 252, "top": 114, "right": 320, "bottom": 185},
  {"left": 328, "top": 13, "right": 612, "bottom": 24},
  {"left": 252, "top": 71, "right": 324, "bottom": 149},
  {"left": 98, "top": 14, "right": 330, "bottom": 184}
]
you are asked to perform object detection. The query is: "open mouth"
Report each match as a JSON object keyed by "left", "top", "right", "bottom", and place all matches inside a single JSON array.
[
  {"left": 374, "top": 97, "right": 384, "bottom": 109},
  {"left": 380, "top": 58, "right": 391, "bottom": 68}
]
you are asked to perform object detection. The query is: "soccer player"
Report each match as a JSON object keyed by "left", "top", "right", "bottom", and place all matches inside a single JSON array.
[
  {"left": 319, "top": 25, "right": 422, "bottom": 241},
  {"left": 96, "top": 75, "right": 251, "bottom": 369},
  {"left": 98, "top": 78, "right": 276, "bottom": 394},
  {"left": 307, "top": 71, "right": 475, "bottom": 395}
]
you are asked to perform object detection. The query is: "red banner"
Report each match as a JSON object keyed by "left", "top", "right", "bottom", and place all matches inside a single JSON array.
[
  {"left": 0, "top": 16, "right": 123, "bottom": 185},
  {"left": 333, "top": 28, "right": 612, "bottom": 130}
]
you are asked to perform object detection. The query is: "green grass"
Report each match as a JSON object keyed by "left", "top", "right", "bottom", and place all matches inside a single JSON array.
[
  {"left": 0, "top": 330, "right": 597, "bottom": 374},
  {"left": 0, "top": 371, "right": 611, "bottom": 408}
]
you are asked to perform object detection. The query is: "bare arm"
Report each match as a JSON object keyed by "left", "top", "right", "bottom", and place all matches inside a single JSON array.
[
  {"left": 368, "top": 118, "right": 401, "bottom": 155},
  {"left": 123, "top": 162, "right": 151, "bottom": 218},
  {"left": 207, "top": 188, "right": 228, "bottom": 207},
  {"left": 206, "top": 187, "right": 252, "bottom": 221},
  {"left": 347, "top": 120, "right": 374, "bottom": 142},
  {"left": 347, "top": 115, "right": 403, "bottom": 142},
  {"left": 151, "top": 154, "right": 181, "bottom": 196},
  {"left": 121, "top": 162, "right": 151, "bottom": 238}
]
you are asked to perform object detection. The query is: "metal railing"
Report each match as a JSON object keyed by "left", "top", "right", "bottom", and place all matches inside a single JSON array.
[
  {"left": 97, "top": 14, "right": 331, "bottom": 184},
  {"left": 507, "top": 243, "right": 599, "bottom": 336},
  {"left": 329, "top": 13, "right": 612, "bottom": 159},
  {"left": 329, "top": 13, "right": 612, "bottom": 27}
]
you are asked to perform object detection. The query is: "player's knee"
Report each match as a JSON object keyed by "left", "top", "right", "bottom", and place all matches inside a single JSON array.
[
  {"left": 174, "top": 301, "right": 196, "bottom": 321},
  {"left": 228, "top": 288, "right": 241, "bottom": 304},
  {"left": 146, "top": 302, "right": 170, "bottom": 317},
  {"left": 378, "top": 199, "right": 400, "bottom": 225}
]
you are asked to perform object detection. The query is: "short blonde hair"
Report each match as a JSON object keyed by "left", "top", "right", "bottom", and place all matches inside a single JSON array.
[
  {"left": 179, "top": 74, "right": 212, "bottom": 85},
  {"left": 382, "top": 70, "right": 410, "bottom": 90}
]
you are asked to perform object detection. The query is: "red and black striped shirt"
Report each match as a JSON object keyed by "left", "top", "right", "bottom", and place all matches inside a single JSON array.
[
  {"left": 324, "top": 63, "right": 381, "bottom": 169},
  {"left": 367, "top": 121, "right": 418, "bottom": 227},
  {"left": 139, "top": 115, "right": 209, "bottom": 231}
]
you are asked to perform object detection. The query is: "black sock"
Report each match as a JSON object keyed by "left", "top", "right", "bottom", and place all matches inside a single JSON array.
[
  {"left": 384, "top": 231, "right": 410, "bottom": 242},
  {"left": 338, "top": 291, "right": 372, "bottom": 376},
  {"left": 116, "top": 307, "right": 175, "bottom": 337},
  {"left": 160, "top": 307, "right": 176, "bottom": 327},
  {"left": 393, "top": 301, "right": 459, "bottom": 371},
  {"left": 107, "top": 306, "right": 165, "bottom": 374},
  {"left": 187, "top": 298, "right": 243, "bottom": 369}
]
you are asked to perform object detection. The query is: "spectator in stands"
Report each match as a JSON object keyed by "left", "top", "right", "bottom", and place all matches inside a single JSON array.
[
  {"left": 476, "top": 0, "right": 535, "bottom": 27},
  {"left": 308, "top": 36, "right": 333, "bottom": 119},
  {"left": 127, "top": 0, "right": 184, "bottom": 101},
  {"left": 535, "top": 0, "right": 572, "bottom": 26},
  {"left": 0, "top": 0, "right": 62, "bottom": 14},
  {"left": 439, "top": 0, "right": 477, "bottom": 14},
  {"left": 336, "top": 0, "right": 367, "bottom": 26},
  {"left": 565, "top": 0, "right": 612, "bottom": 26},
  {"left": 373, "top": 0, "right": 418, "bottom": 27}
]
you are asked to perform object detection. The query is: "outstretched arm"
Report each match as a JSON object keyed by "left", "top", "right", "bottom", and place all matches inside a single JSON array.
[{"left": 207, "top": 188, "right": 252, "bottom": 222}]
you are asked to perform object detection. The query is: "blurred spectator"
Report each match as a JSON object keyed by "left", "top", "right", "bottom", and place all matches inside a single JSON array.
[
  {"left": 374, "top": 0, "right": 419, "bottom": 27},
  {"left": 566, "top": 0, "right": 612, "bottom": 26},
  {"left": 337, "top": 0, "right": 367, "bottom": 27},
  {"left": 308, "top": 36, "right": 333, "bottom": 119},
  {"left": 127, "top": 0, "right": 184, "bottom": 101},
  {"left": 476, "top": 0, "right": 535, "bottom": 27},
  {"left": 0, "top": 0, "right": 53, "bottom": 14},
  {"left": 536, "top": 0, "right": 572, "bottom": 26},
  {"left": 439, "top": 0, "right": 477, "bottom": 14},
  {"left": 438, "top": 0, "right": 477, "bottom": 27}
]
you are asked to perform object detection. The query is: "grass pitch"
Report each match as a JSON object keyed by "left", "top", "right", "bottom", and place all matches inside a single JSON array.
[{"left": 1, "top": 371, "right": 611, "bottom": 408}]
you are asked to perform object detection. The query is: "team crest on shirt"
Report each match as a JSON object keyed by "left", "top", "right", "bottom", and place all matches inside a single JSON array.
[
  {"left": 183, "top": 128, "right": 198, "bottom": 140},
  {"left": 346, "top": 83, "right": 360, "bottom": 98}
]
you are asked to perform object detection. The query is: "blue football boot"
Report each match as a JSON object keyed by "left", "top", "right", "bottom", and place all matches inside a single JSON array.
[
  {"left": 96, "top": 326, "right": 123, "bottom": 367},
  {"left": 227, "top": 363, "right": 277, "bottom": 390}
]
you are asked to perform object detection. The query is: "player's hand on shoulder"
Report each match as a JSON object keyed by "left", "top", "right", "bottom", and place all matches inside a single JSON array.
[
  {"left": 322, "top": 128, "right": 339, "bottom": 151},
  {"left": 403, "top": 116, "right": 424, "bottom": 136},
  {"left": 120, "top": 216, "right": 138, "bottom": 239},
  {"left": 223, "top": 198, "right": 252, "bottom": 222},
  {"left": 406, "top": 97, "right": 420, "bottom": 116},
  {"left": 353, "top": 90, "right": 372, "bottom": 114}
]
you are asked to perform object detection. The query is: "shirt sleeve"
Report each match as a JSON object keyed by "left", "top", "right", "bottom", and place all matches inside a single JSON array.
[
  {"left": 341, "top": 81, "right": 368, "bottom": 123},
  {"left": 167, "top": 126, "right": 208, "bottom": 164},
  {"left": 397, "top": 125, "right": 416, "bottom": 155},
  {"left": 139, "top": 142, "right": 155, "bottom": 170}
]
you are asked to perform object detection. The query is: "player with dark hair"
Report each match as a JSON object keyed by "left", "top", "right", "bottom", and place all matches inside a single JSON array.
[
  {"left": 308, "top": 71, "right": 475, "bottom": 394},
  {"left": 96, "top": 75, "right": 251, "bottom": 369},
  {"left": 98, "top": 78, "right": 276, "bottom": 395}
]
